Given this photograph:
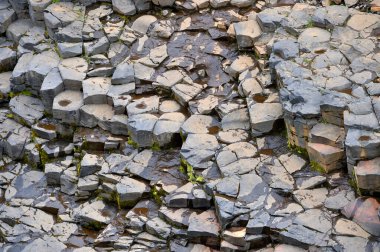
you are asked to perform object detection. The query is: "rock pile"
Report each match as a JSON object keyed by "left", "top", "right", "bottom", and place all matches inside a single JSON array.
[{"left": 0, "top": 0, "right": 379, "bottom": 251}]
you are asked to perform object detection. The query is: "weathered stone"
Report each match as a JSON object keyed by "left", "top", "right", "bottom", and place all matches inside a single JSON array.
[
  {"left": 9, "top": 95, "right": 44, "bottom": 126},
  {"left": 342, "top": 197, "right": 380, "bottom": 236},
  {"left": 58, "top": 57, "right": 88, "bottom": 90},
  {"left": 53, "top": 91, "right": 84, "bottom": 124},
  {"left": 127, "top": 113, "right": 158, "bottom": 147},
  {"left": 234, "top": 20, "right": 263, "bottom": 48},
  {"left": 180, "top": 134, "right": 219, "bottom": 169},
  {"left": 188, "top": 210, "right": 220, "bottom": 238},
  {"left": 293, "top": 188, "right": 328, "bottom": 209},
  {"left": 116, "top": 177, "right": 150, "bottom": 206}
]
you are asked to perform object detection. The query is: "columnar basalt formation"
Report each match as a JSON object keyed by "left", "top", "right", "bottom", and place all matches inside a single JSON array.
[{"left": 0, "top": 0, "right": 379, "bottom": 251}]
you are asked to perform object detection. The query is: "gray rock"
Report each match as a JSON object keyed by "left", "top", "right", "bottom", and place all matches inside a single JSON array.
[
  {"left": 40, "top": 68, "right": 64, "bottom": 112},
  {"left": 131, "top": 15, "right": 157, "bottom": 34},
  {"left": 181, "top": 115, "right": 220, "bottom": 135},
  {"left": 153, "top": 112, "right": 186, "bottom": 146},
  {"left": 112, "top": 62, "right": 135, "bottom": 84},
  {"left": 53, "top": 91, "right": 84, "bottom": 124},
  {"left": 112, "top": 0, "right": 136, "bottom": 15},
  {"left": 146, "top": 217, "right": 171, "bottom": 239},
  {"left": 248, "top": 102, "right": 283, "bottom": 136},
  {"left": 58, "top": 57, "right": 88, "bottom": 90},
  {"left": 116, "top": 176, "right": 150, "bottom": 206},
  {"left": 9, "top": 95, "right": 44, "bottom": 126},
  {"left": 45, "top": 163, "right": 64, "bottom": 185},
  {"left": 127, "top": 96, "right": 159, "bottom": 116},
  {"left": 80, "top": 154, "right": 104, "bottom": 177},
  {"left": 57, "top": 42, "right": 83, "bottom": 58},
  {"left": 6, "top": 19, "right": 33, "bottom": 43},
  {"left": 84, "top": 37, "right": 110, "bottom": 56},
  {"left": 82, "top": 77, "right": 111, "bottom": 104},
  {"left": 180, "top": 134, "right": 219, "bottom": 169},
  {"left": 188, "top": 210, "right": 220, "bottom": 238},
  {"left": 293, "top": 188, "right": 328, "bottom": 209},
  {"left": 127, "top": 113, "right": 158, "bottom": 147},
  {"left": 0, "top": 47, "right": 17, "bottom": 72},
  {"left": 234, "top": 20, "right": 263, "bottom": 48},
  {"left": 26, "top": 51, "right": 60, "bottom": 92}
]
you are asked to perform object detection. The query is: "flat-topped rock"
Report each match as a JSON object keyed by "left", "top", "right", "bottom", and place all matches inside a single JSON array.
[
  {"left": 82, "top": 77, "right": 111, "bottom": 104},
  {"left": 53, "top": 90, "right": 84, "bottom": 124},
  {"left": 58, "top": 57, "right": 88, "bottom": 90}
]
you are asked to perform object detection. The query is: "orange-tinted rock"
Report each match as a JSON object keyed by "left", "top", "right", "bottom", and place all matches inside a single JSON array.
[
  {"left": 355, "top": 157, "right": 380, "bottom": 192},
  {"left": 342, "top": 197, "right": 380, "bottom": 236}
]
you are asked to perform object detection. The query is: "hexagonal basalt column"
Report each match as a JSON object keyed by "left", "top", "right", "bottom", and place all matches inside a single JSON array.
[{"left": 53, "top": 91, "right": 84, "bottom": 124}]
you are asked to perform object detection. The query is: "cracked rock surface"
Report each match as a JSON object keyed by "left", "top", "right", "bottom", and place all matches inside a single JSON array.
[{"left": 0, "top": 0, "right": 379, "bottom": 251}]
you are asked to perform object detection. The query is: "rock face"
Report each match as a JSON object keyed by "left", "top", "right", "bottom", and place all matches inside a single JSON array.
[{"left": 0, "top": 1, "right": 379, "bottom": 252}]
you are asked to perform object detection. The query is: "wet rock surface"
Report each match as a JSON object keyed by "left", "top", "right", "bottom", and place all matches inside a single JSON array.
[{"left": 0, "top": 0, "right": 379, "bottom": 251}]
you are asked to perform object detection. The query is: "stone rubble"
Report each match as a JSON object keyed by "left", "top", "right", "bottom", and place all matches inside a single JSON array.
[{"left": 0, "top": 0, "right": 379, "bottom": 251}]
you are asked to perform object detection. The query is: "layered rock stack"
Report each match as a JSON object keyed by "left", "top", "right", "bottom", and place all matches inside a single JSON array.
[{"left": 0, "top": 0, "right": 379, "bottom": 251}]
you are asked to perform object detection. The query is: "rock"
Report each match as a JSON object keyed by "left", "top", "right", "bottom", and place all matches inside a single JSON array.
[
  {"left": 355, "top": 157, "right": 380, "bottom": 192},
  {"left": 172, "top": 83, "right": 203, "bottom": 106},
  {"left": 153, "top": 112, "right": 186, "bottom": 146},
  {"left": 324, "top": 186, "right": 355, "bottom": 210},
  {"left": 80, "top": 154, "right": 104, "bottom": 177},
  {"left": 127, "top": 96, "right": 160, "bottom": 116},
  {"left": 165, "top": 182, "right": 211, "bottom": 208},
  {"left": 82, "top": 77, "right": 111, "bottom": 104},
  {"left": 180, "top": 134, "right": 219, "bottom": 169},
  {"left": 40, "top": 68, "right": 65, "bottom": 112},
  {"left": 112, "top": 0, "right": 136, "bottom": 15},
  {"left": 210, "top": 0, "right": 230, "bottom": 8},
  {"left": 342, "top": 197, "right": 380, "bottom": 236},
  {"left": 298, "top": 28, "right": 331, "bottom": 53},
  {"left": 52, "top": 91, "right": 84, "bottom": 124},
  {"left": 116, "top": 177, "right": 150, "bottom": 207},
  {"left": 159, "top": 206, "right": 195, "bottom": 228},
  {"left": 112, "top": 62, "right": 135, "bottom": 84},
  {"left": 273, "top": 40, "right": 299, "bottom": 59},
  {"left": 127, "top": 113, "right": 158, "bottom": 147},
  {"left": 9, "top": 95, "right": 44, "bottom": 126},
  {"left": 21, "top": 236, "right": 67, "bottom": 251},
  {"left": 0, "top": 3, "right": 16, "bottom": 34},
  {"left": 228, "top": 55, "right": 255, "bottom": 78},
  {"left": 0, "top": 47, "right": 17, "bottom": 72},
  {"left": 248, "top": 102, "right": 283, "bottom": 136},
  {"left": 60, "top": 167, "right": 77, "bottom": 195},
  {"left": 293, "top": 188, "right": 328, "bottom": 209},
  {"left": 45, "top": 163, "right": 64, "bottom": 185},
  {"left": 131, "top": 15, "right": 157, "bottom": 34},
  {"left": 334, "top": 219, "right": 370, "bottom": 238},
  {"left": 133, "top": 62, "right": 155, "bottom": 81},
  {"left": 181, "top": 115, "right": 220, "bottom": 135},
  {"left": 0, "top": 71, "right": 11, "bottom": 101},
  {"left": 26, "top": 51, "right": 60, "bottom": 92},
  {"left": 278, "top": 153, "right": 306, "bottom": 174},
  {"left": 44, "top": 2, "right": 83, "bottom": 29},
  {"left": 75, "top": 200, "right": 116, "bottom": 227},
  {"left": 188, "top": 210, "right": 220, "bottom": 238},
  {"left": 57, "top": 42, "right": 83, "bottom": 58},
  {"left": 7, "top": 170, "right": 46, "bottom": 199},
  {"left": 294, "top": 209, "right": 332, "bottom": 233},
  {"left": 6, "top": 19, "right": 33, "bottom": 43},
  {"left": 84, "top": 37, "right": 110, "bottom": 56},
  {"left": 152, "top": 0, "right": 175, "bottom": 6},
  {"left": 77, "top": 175, "right": 99, "bottom": 191},
  {"left": 58, "top": 57, "right": 88, "bottom": 90},
  {"left": 234, "top": 20, "right": 263, "bottom": 48},
  {"left": 307, "top": 143, "right": 345, "bottom": 173},
  {"left": 335, "top": 236, "right": 368, "bottom": 252},
  {"left": 146, "top": 217, "right": 171, "bottom": 239}
]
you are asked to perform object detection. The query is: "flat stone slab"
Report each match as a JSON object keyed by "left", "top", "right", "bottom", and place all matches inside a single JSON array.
[{"left": 9, "top": 95, "right": 44, "bottom": 126}]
